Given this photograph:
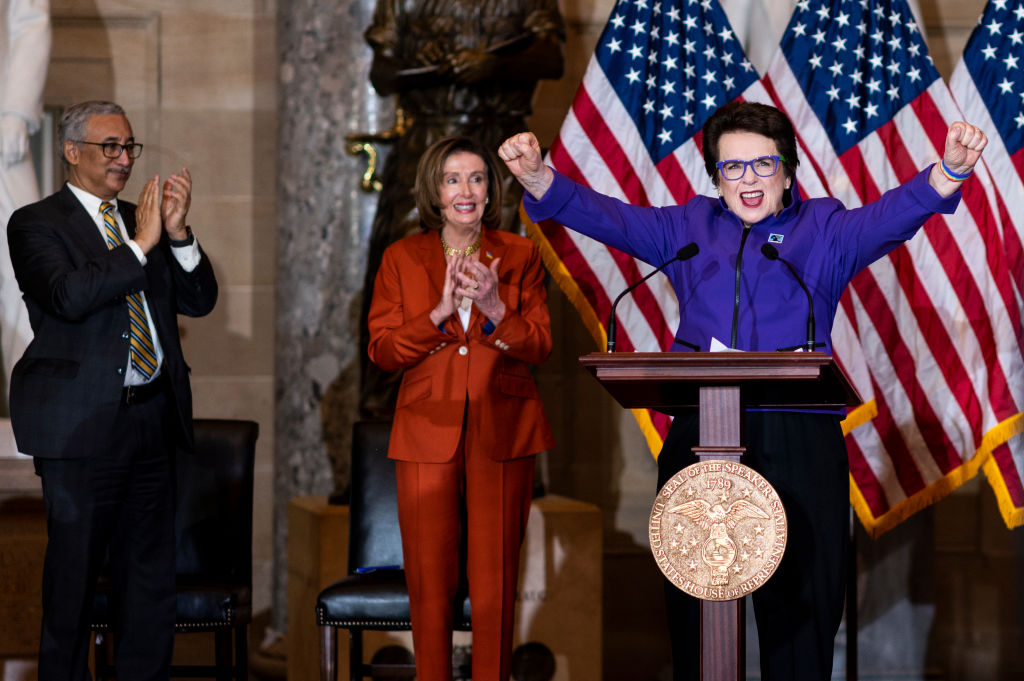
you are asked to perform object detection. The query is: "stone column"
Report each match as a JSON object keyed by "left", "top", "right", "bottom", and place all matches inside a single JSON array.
[{"left": 274, "top": 0, "right": 391, "bottom": 631}]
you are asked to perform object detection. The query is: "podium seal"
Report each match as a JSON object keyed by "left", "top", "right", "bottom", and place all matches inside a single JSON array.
[{"left": 649, "top": 460, "right": 787, "bottom": 601}]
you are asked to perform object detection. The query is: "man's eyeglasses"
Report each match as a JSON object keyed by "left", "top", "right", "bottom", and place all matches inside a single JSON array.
[
  {"left": 715, "top": 155, "right": 785, "bottom": 181},
  {"left": 72, "top": 140, "right": 144, "bottom": 159}
]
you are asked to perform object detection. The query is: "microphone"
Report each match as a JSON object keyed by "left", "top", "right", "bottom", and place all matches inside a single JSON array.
[
  {"left": 760, "top": 243, "right": 816, "bottom": 352},
  {"left": 607, "top": 242, "right": 699, "bottom": 353}
]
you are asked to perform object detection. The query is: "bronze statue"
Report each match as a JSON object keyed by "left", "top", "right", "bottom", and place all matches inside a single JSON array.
[{"left": 358, "top": 0, "right": 565, "bottom": 417}]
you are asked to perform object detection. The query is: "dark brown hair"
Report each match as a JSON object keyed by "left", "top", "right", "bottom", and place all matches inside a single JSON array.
[
  {"left": 414, "top": 136, "right": 504, "bottom": 231},
  {"left": 701, "top": 101, "right": 799, "bottom": 187}
]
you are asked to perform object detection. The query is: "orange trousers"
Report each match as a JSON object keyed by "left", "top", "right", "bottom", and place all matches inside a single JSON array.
[{"left": 394, "top": 435, "right": 534, "bottom": 681}]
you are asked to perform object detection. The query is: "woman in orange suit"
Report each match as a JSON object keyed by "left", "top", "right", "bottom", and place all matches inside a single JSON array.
[{"left": 367, "top": 135, "right": 555, "bottom": 681}]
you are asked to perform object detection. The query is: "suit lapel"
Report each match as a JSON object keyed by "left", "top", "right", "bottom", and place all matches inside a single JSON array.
[{"left": 57, "top": 185, "right": 109, "bottom": 257}]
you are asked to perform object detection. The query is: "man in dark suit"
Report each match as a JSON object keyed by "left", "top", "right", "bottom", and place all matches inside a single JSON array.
[{"left": 6, "top": 100, "right": 218, "bottom": 680}]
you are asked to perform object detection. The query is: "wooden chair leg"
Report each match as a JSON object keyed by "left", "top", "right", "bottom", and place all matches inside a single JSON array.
[
  {"left": 320, "top": 625, "right": 337, "bottom": 681},
  {"left": 93, "top": 630, "right": 115, "bottom": 681},
  {"left": 235, "top": 624, "right": 248, "bottom": 680},
  {"left": 349, "top": 629, "right": 363, "bottom": 681},
  {"left": 214, "top": 629, "right": 232, "bottom": 681}
]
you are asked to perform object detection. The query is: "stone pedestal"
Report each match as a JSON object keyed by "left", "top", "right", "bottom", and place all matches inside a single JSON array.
[{"left": 287, "top": 494, "right": 602, "bottom": 681}]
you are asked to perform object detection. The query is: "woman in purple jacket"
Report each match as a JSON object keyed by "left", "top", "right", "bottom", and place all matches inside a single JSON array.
[{"left": 498, "top": 101, "right": 986, "bottom": 681}]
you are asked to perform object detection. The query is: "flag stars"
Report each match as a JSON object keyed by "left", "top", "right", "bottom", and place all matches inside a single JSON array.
[
  {"left": 658, "top": 129, "right": 673, "bottom": 145},
  {"left": 832, "top": 36, "right": 848, "bottom": 52},
  {"left": 869, "top": 54, "right": 884, "bottom": 70},
  {"left": 701, "top": 92, "right": 717, "bottom": 109},
  {"left": 626, "top": 68, "right": 642, "bottom": 83},
  {"left": 850, "top": 70, "right": 864, "bottom": 84},
  {"left": 829, "top": 61, "right": 843, "bottom": 77},
  {"left": 610, "top": 14, "right": 625, "bottom": 30},
  {"left": 664, "top": 54, "right": 679, "bottom": 71},
  {"left": 718, "top": 26, "right": 734, "bottom": 42},
  {"left": 1004, "top": 54, "right": 1019, "bottom": 70},
  {"left": 666, "top": 30, "right": 681, "bottom": 47},
  {"left": 816, "top": 5, "right": 830, "bottom": 21},
  {"left": 998, "top": 77, "right": 1014, "bottom": 94},
  {"left": 908, "top": 43, "right": 921, "bottom": 58},
  {"left": 887, "top": 84, "right": 900, "bottom": 99},
  {"left": 723, "top": 75, "right": 735, "bottom": 90},
  {"left": 643, "top": 98, "right": 655, "bottom": 114},
  {"left": 646, "top": 74, "right": 657, "bottom": 88},
  {"left": 986, "top": 18, "right": 1003, "bottom": 35},
  {"left": 846, "top": 92, "right": 861, "bottom": 108},
  {"left": 813, "top": 29, "right": 827, "bottom": 44},
  {"left": 1015, "top": 5, "right": 1024, "bottom": 21},
  {"left": 684, "top": 38, "right": 696, "bottom": 53},
  {"left": 907, "top": 66, "right": 922, "bottom": 82},
  {"left": 826, "top": 84, "right": 841, "bottom": 100},
  {"left": 682, "top": 87, "right": 695, "bottom": 101},
  {"left": 703, "top": 44, "right": 717, "bottom": 60},
  {"left": 607, "top": 37, "right": 623, "bottom": 54},
  {"left": 1015, "top": 111, "right": 1024, "bottom": 128},
  {"left": 864, "top": 102, "right": 879, "bottom": 118},
  {"left": 660, "top": 103, "right": 674, "bottom": 119},
  {"left": 683, "top": 14, "right": 697, "bottom": 31},
  {"left": 866, "top": 78, "right": 881, "bottom": 93},
  {"left": 629, "top": 44, "right": 645, "bottom": 60},
  {"left": 701, "top": 70, "right": 717, "bottom": 86},
  {"left": 660, "top": 80, "right": 677, "bottom": 95},
  {"left": 1010, "top": 29, "right": 1024, "bottom": 46},
  {"left": 631, "top": 19, "right": 646, "bottom": 35},
  {"left": 793, "top": 22, "right": 807, "bottom": 37},
  {"left": 809, "top": 53, "right": 823, "bottom": 69},
  {"left": 888, "top": 35, "right": 902, "bottom": 51},
  {"left": 836, "top": 11, "right": 850, "bottom": 28},
  {"left": 667, "top": 6, "right": 681, "bottom": 22}
]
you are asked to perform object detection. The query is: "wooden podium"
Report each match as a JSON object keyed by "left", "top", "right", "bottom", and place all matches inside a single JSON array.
[{"left": 579, "top": 351, "right": 860, "bottom": 681}]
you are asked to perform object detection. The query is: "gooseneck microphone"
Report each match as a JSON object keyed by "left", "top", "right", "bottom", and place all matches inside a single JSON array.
[
  {"left": 761, "top": 243, "right": 816, "bottom": 352},
  {"left": 606, "top": 242, "right": 699, "bottom": 353}
]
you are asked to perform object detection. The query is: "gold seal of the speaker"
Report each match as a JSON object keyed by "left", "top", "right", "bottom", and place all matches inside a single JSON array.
[{"left": 649, "top": 459, "right": 787, "bottom": 601}]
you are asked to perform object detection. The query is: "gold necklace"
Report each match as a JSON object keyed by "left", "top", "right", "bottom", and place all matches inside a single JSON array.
[{"left": 440, "top": 231, "right": 482, "bottom": 257}]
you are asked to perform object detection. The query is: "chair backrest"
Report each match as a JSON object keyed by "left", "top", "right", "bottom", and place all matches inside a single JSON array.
[
  {"left": 347, "top": 420, "right": 404, "bottom": 573},
  {"left": 175, "top": 419, "right": 259, "bottom": 583}
]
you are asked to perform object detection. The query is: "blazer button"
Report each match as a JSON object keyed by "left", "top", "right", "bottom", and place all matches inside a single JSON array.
[
  {"left": 116, "top": 367, "right": 124, "bottom": 375},
  {"left": 458, "top": 346, "right": 468, "bottom": 356},
  {"left": 122, "top": 331, "right": 130, "bottom": 340}
]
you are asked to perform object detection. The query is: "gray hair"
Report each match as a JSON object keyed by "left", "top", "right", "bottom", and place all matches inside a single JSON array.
[{"left": 57, "top": 101, "right": 127, "bottom": 168}]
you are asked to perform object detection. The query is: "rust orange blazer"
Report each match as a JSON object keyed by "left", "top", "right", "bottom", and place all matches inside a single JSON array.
[{"left": 367, "top": 227, "right": 554, "bottom": 463}]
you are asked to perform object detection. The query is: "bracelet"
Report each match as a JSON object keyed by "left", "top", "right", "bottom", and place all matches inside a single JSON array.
[{"left": 939, "top": 158, "right": 972, "bottom": 182}]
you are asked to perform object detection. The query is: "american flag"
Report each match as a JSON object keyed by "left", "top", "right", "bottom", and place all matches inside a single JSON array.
[
  {"left": 526, "top": 0, "right": 760, "bottom": 451},
  {"left": 524, "top": 0, "right": 1024, "bottom": 534},
  {"left": 746, "top": 0, "right": 1024, "bottom": 535},
  {"left": 949, "top": 0, "right": 1024, "bottom": 528}
]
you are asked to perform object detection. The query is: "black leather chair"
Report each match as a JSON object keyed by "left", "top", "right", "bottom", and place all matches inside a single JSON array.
[
  {"left": 315, "top": 420, "right": 472, "bottom": 681},
  {"left": 92, "top": 418, "right": 259, "bottom": 680}
]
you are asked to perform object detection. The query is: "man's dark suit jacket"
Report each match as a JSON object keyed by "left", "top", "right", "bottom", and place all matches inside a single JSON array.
[{"left": 6, "top": 184, "right": 218, "bottom": 458}]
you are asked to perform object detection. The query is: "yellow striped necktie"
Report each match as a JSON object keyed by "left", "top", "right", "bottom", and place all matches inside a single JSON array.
[{"left": 100, "top": 202, "right": 158, "bottom": 380}]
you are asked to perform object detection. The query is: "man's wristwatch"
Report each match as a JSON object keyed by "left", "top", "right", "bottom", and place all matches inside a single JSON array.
[{"left": 169, "top": 225, "right": 194, "bottom": 247}]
